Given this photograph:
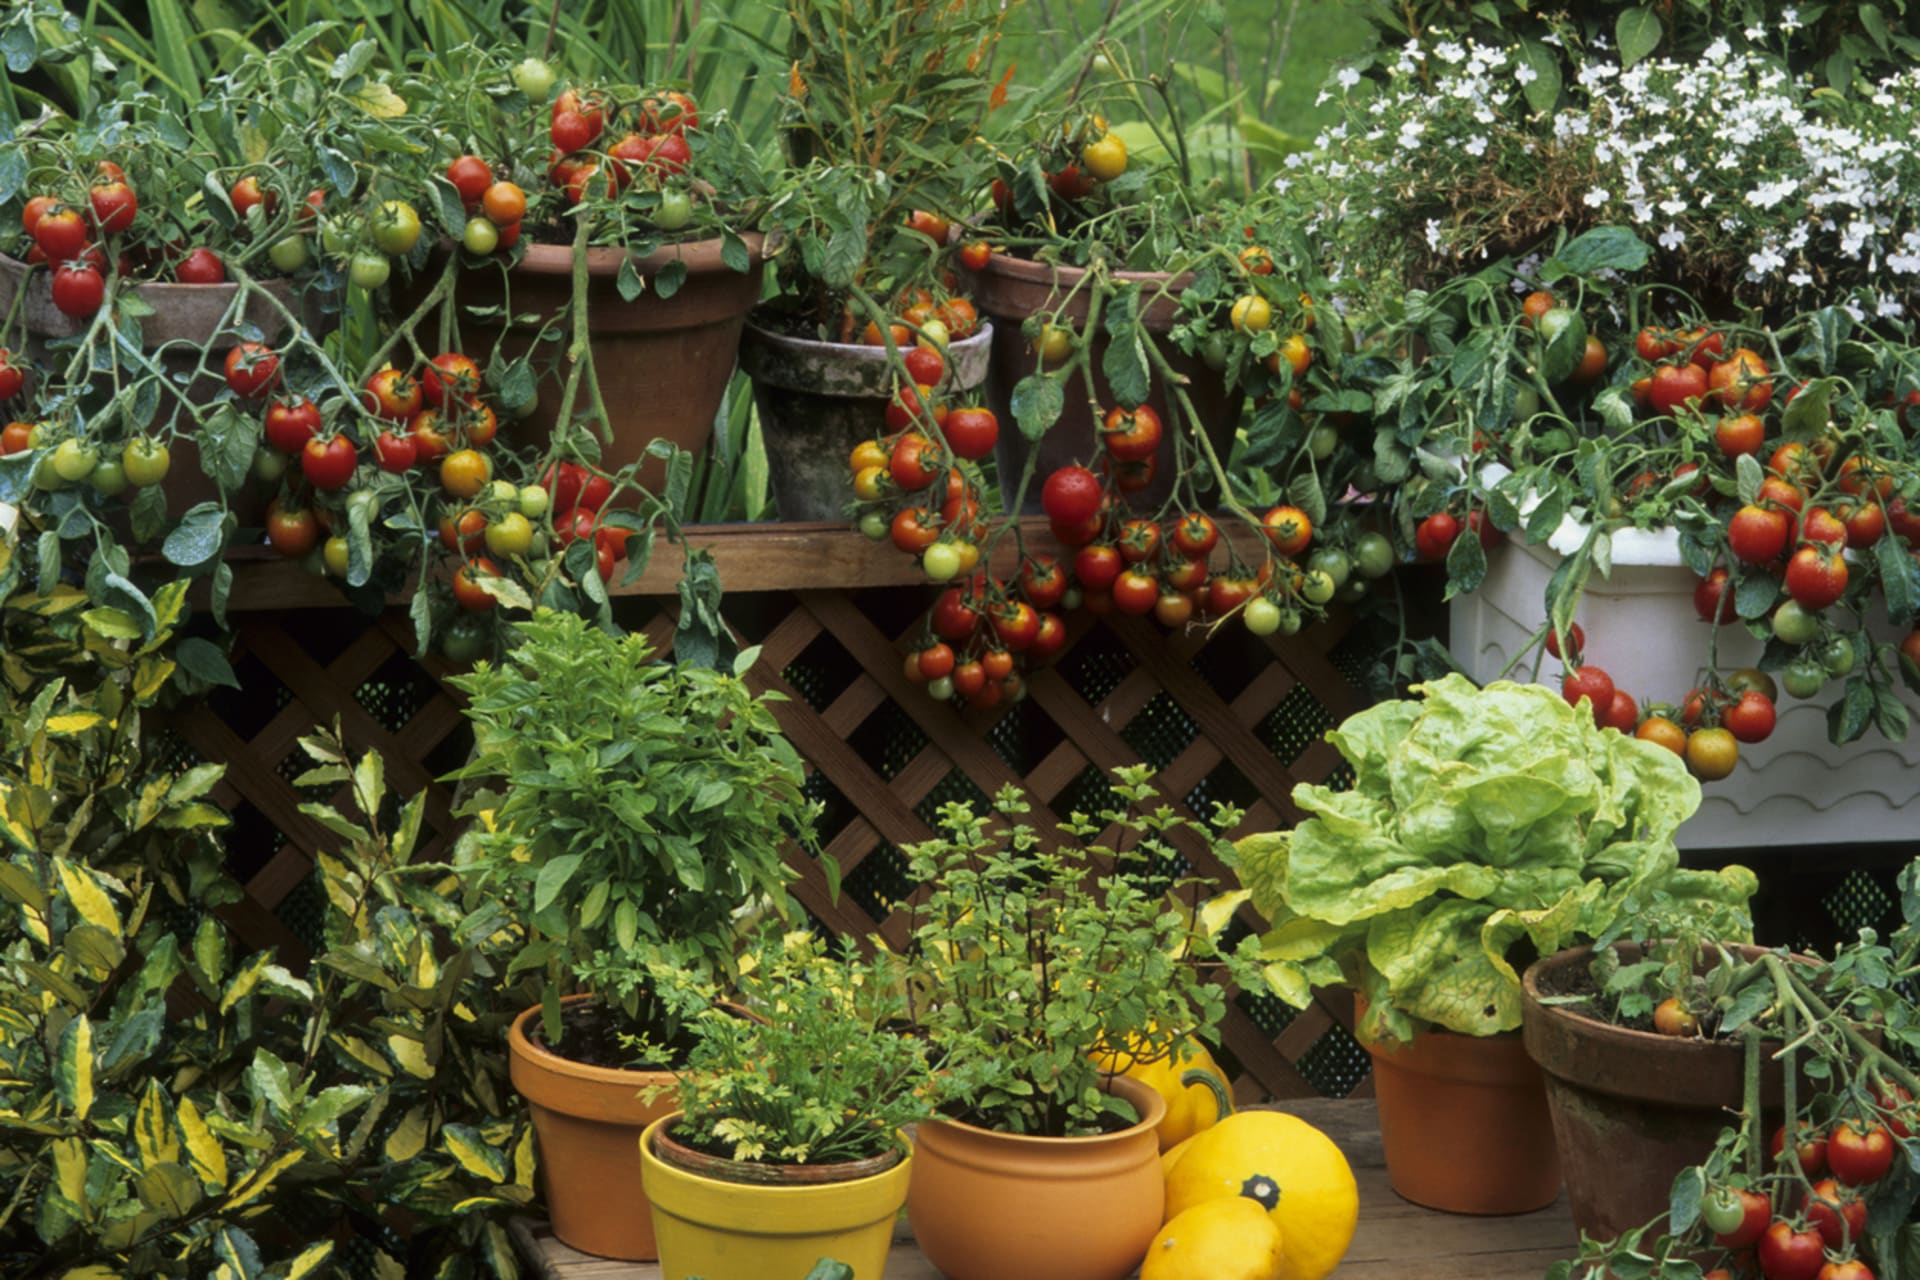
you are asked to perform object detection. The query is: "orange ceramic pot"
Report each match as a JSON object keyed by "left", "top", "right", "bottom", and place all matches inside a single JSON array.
[
  {"left": 906, "top": 1076, "right": 1166, "bottom": 1280},
  {"left": 507, "top": 998, "right": 677, "bottom": 1260},
  {"left": 1363, "top": 1018, "right": 1562, "bottom": 1215}
]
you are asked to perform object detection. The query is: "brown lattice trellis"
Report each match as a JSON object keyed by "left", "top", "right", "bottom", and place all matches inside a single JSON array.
[{"left": 165, "top": 521, "right": 1386, "bottom": 1100}]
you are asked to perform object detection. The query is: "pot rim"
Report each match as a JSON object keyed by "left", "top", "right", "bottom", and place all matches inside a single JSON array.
[
  {"left": 488, "top": 231, "right": 766, "bottom": 277},
  {"left": 507, "top": 996, "right": 678, "bottom": 1088},
  {"left": 920, "top": 1074, "right": 1166, "bottom": 1146},
  {"left": 978, "top": 249, "right": 1196, "bottom": 293},
  {"left": 649, "top": 1114, "right": 908, "bottom": 1186},
  {"left": 1521, "top": 940, "right": 1823, "bottom": 1038},
  {"left": 741, "top": 314, "right": 995, "bottom": 358}
]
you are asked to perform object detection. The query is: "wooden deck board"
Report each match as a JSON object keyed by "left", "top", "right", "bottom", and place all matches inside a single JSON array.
[{"left": 513, "top": 1098, "right": 1576, "bottom": 1280}]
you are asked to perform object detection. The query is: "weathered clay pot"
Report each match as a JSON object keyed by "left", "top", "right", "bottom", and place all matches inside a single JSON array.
[
  {"left": 906, "top": 1076, "right": 1165, "bottom": 1280},
  {"left": 432, "top": 236, "right": 763, "bottom": 492},
  {"left": 0, "top": 252, "right": 313, "bottom": 521},
  {"left": 739, "top": 319, "right": 994, "bottom": 522},
  {"left": 508, "top": 997, "right": 677, "bottom": 1261},
  {"left": 1523, "top": 942, "right": 1829, "bottom": 1243},
  {"left": 641, "top": 1117, "right": 911, "bottom": 1280},
  {"left": 971, "top": 253, "right": 1238, "bottom": 512},
  {"left": 1361, "top": 1014, "right": 1562, "bottom": 1215}
]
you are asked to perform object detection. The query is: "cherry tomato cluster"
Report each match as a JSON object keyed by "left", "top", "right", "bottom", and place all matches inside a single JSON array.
[
  {"left": 16, "top": 164, "right": 142, "bottom": 318},
  {"left": 0, "top": 413, "right": 173, "bottom": 498},
  {"left": 1693, "top": 1087, "right": 1915, "bottom": 1280},
  {"left": 544, "top": 87, "right": 701, "bottom": 219},
  {"left": 1545, "top": 621, "right": 1780, "bottom": 783},
  {"left": 859, "top": 261, "right": 983, "bottom": 351},
  {"left": 988, "top": 113, "right": 1130, "bottom": 222},
  {"left": 443, "top": 154, "right": 528, "bottom": 258}
]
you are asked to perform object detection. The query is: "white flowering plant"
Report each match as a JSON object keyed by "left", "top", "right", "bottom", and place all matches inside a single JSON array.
[
  {"left": 1359, "top": 223, "right": 1920, "bottom": 782},
  {"left": 1300, "top": 26, "right": 1920, "bottom": 318}
]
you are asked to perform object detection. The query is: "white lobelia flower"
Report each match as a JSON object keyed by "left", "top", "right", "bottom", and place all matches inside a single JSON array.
[
  {"left": 1659, "top": 226, "right": 1685, "bottom": 250},
  {"left": 1464, "top": 135, "right": 1488, "bottom": 156},
  {"left": 1337, "top": 66, "right": 1362, "bottom": 90},
  {"left": 1583, "top": 186, "right": 1610, "bottom": 208},
  {"left": 1515, "top": 63, "right": 1538, "bottom": 86}
]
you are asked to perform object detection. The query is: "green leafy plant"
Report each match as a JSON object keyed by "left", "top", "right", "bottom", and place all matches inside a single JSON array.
[
  {"left": 897, "top": 767, "right": 1256, "bottom": 1137},
  {"left": 1238, "top": 673, "right": 1757, "bottom": 1044},
  {"left": 446, "top": 608, "right": 819, "bottom": 1055},
  {"left": 650, "top": 930, "right": 931, "bottom": 1167},
  {"left": 0, "top": 598, "right": 532, "bottom": 1276}
]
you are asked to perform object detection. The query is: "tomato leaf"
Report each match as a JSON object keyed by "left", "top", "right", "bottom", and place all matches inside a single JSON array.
[
  {"left": 1101, "top": 286, "right": 1151, "bottom": 409},
  {"left": 1668, "top": 1165, "right": 1704, "bottom": 1235},
  {"left": 162, "top": 504, "right": 226, "bottom": 568},
  {"left": 1879, "top": 534, "right": 1920, "bottom": 626},
  {"left": 1829, "top": 677, "right": 1876, "bottom": 744},
  {"left": 1544, "top": 227, "right": 1651, "bottom": 281},
  {"left": 1443, "top": 525, "right": 1485, "bottom": 600},
  {"left": 721, "top": 230, "right": 750, "bottom": 274},
  {"left": 1874, "top": 686, "right": 1910, "bottom": 743},
  {"left": 1010, "top": 374, "right": 1064, "bottom": 443},
  {"left": 1524, "top": 482, "right": 1568, "bottom": 545},
  {"left": 1734, "top": 453, "right": 1763, "bottom": 505},
  {"left": 1734, "top": 570, "right": 1778, "bottom": 620},
  {"left": 1782, "top": 378, "right": 1836, "bottom": 441}
]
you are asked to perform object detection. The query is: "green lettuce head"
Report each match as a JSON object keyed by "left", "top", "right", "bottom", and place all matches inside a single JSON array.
[{"left": 1238, "top": 674, "right": 1755, "bottom": 1044}]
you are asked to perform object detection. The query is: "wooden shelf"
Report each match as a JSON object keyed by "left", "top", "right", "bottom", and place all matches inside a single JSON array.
[
  {"left": 512, "top": 1098, "right": 1577, "bottom": 1280},
  {"left": 209, "top": 517, "right": 1282, "bottom": 609}
]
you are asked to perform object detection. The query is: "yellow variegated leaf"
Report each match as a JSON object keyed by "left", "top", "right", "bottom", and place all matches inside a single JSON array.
[
  {"left": 332, "top": 1033, "right": 393, "bottom": 1077},
  {"left": 284, "top": 1242, "right": 334, "bottom": 1280},
  {"left": 441, "top": 1124, "right": 507, "bottom": 1181},
  {"left": 512, "top": 1125, "right": 536, "bottom": 1189},
  {"left": 351, "top": 83, "right": 408, "bottom": 118},
  {"left": 1197, "top": 889, "right": 1250, "bottom": 938},
  {"left": 131, "top": 657, "right": 175, "bottom": 702},
  {"left": 483, "top": 1221, "right": 519, "bottom": 1280},
  {"left": 222, "top": 1148, "right": 302, "bottom": 1210},
  {"left": 383, "top": 1105, "right": 428, "bottom": 1161},
  {"left": 56, "top": 1014, "right": 93, "bottom": 1118},
  {"left": 387, "top": 1034, "right": 433, "bottom": 1079},
  {"left": 176, "top": 1098, "right": 229, "bottom": 1190},
  {"left": 55, "top": 861, "right": 120, "bottom": 936},
  {"left": 45, "top": 712, "right": 107, "bottom": 735},
  {"left": 59, "top": 1267, "right": 120, "bottom": 1279},
  {"left": 134, "top": 1080, "right": 179, "bottom": 1166},
  {"left": 52, "top": 1136, "right": 86, "bottom": 1205},
  {"left": 373, "top": 1248, "right": 408, "bottom": 1280}
]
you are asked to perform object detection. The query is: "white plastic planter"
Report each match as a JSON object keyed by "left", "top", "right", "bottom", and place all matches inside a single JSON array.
[{"left": 1450, "top": 528, "right": 1920, "bottom": 850}]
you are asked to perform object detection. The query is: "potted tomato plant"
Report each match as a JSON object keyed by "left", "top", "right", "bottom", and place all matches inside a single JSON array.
[
  {"left": 393, "top": 41, "right": 770, "bottom": 490},
  {"left": 741, "top": 0, "right": 1005, "bottom": 522},
  {"left": 1238, "top": 674, "right": 1755, "bottom": 1214},
  {"left": 637, "top": 932, "right": 932, "bottom": 1280},
  {"left": 446, "top": 610, "right": 817, "bottom": 1261},
  {"left": 1541, "top": 865, "right": 1920, "bottom": 1279},
  {"left": 895, "top": 767, "right": 1258, "bottom": 1280}
]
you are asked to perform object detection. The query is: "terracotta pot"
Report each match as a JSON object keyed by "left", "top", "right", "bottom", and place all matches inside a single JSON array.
[
  {"left": 1523, "top": 942, "right": 1830, "bottom": 1243},
  {"left": 1362, "top": 1016, "right": 1561, "bottom": 1215},
  {"left": 739, "top": 319, "right": 994, "bottom": 521},
  {"left": 0, "top": 252, "right": 318, "bottom": 522},
  {"left": 433, "top": 236, "right": 763, "bottom": 490},
  {"left": 507, "top": 998, "right": 677, "bottom": 1261},
  {"left": 640, "top": 1115, "right": 911, "bottom": 1280},
  {"left": 906, "top": 1075, "right": 1166, "bottom": 1280},
  {"left": 970, "top": 253, "right": 1238, "bottom": 513}
]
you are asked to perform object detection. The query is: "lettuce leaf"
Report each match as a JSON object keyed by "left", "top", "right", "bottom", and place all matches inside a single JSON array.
[{"left": 1243, "top": 674, "right": 1750, "bottom": 1039}]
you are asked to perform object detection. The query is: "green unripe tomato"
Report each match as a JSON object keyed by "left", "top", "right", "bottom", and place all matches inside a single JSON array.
[
  {"left": 922, "top": 542, "right": 962, "bottom": 581},
  {"left": 348, "top": 251, "right": 392, "bottom": 291},
  {"left": 268, "top": 236, "right": 309, "bottom": 273},
  {"left": 483, "top": 480, "right": 519, "bottom": 506},
  {"left": 517, "top": 484, "right": 551, "bottom": 519},
  {"left": 252, "top": 447, "right": 287, "bottom": 484},
  {"left": 1242, "top": 597, "right": 1281, "bottom": 636},
  {"left": 320, "top": 218, "right": 354, "bottom": 257},
  {"left": 926, "top": 675, "right": 955, "bottom": 701},
  {"left": 88, "top": 458, "right": 128, "bottom": 497},
  {"left": 1771, "top": 599, "right": 1821, "bottom": 646},
  {"left": 512, "top": 57, "right": 557, "bottom": 101},
  {"left": 52, "top": 438, "right": 99, "bottom": 482},
  {"left": 485, "top": 511, "right": 534, "bottom": 557},
  {"left": 1353, "top": 531, "right": 1395, "bottom": 579},
  {"left": 1699, "top": 1187, "right": 1747, "bottom": 1237},
  {"left": 1200, "top": 333, "right": 1229, "bottom": 372},
  {"left": 655, "top": 189, "right": 693, "bottom": 232},
  {"left": 1306, "top": 424, "right": 1339, "bottom": 460},
  {"left": 858, "top": 511, "right": 889, "bottom": 540},
  {"left": 1819, "top": 633, "right": 1857, "bottom": 677},
  {"left": 1782, "top": 656, "right": 1826, "bottom": 699},
  {"left": 122, "top": 437, "right": 171, "bottom": 486},
  {"left": 440, "top": 618, "right": 490, "bottom": 664},
  {"left": 322, "top": 535, "right": 351, "bottom": 578},
  {"left": 370, "top": 201, "right": 422, "bottom": 255},
  {"left": 1512, "top": 382, "right": 1541, "bottom": 421},
  {"left": 1276, "top": 607, "right": 1303, "bottom": 636},
  {"left": 31, "top": 454, "right": 68, "bottom": 490},
  {"left": 1307, "top": 548, "right": 1351, "bottom": 589},
  {"left": 1299, "top": 569, "right": 1337, "bottom": 606},
  {"left": 462, "top": 217, "right": 500, "bottom": 255},
  {"left": 918, "top": 319, "right": 952, "bottom": 351}
]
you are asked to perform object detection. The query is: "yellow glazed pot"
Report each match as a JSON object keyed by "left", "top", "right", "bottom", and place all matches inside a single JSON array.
[{"left": 638, "top": 1114, "right": 912, "bottom": 1280}]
